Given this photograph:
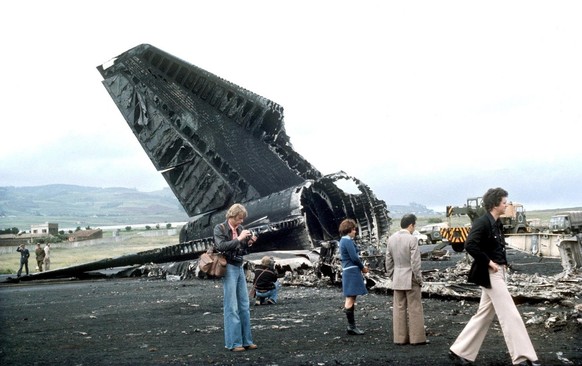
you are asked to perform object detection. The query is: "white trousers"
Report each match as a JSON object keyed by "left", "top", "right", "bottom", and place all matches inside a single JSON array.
[{"left": 450, "top": 267, "right": 538, "bottom": 364}]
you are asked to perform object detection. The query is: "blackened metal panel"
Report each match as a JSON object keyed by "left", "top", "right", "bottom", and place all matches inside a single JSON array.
[
  {"left": 97, "top": 44, "right": 321, "bottom": 216},
  {"left": 178, "top": 172, "right": 392, "bottom": 253},
  {"left": 302, "top": 172, "right": 391, "bottom": 244},
  {"left": 179, "top": 183, "right": 310, "bottom": 249}
]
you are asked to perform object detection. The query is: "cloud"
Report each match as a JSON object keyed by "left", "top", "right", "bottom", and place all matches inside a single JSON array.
[{"left": 1, "top": 1, "right": 582, "bottom": 212}]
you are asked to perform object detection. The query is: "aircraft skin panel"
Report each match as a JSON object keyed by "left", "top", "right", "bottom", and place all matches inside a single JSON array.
[
  {"left": 97, "top": 44, "right": 319, "bottom": 216},
  {"left": 94, "top": 44, "right": 392, "bottom": 280}
]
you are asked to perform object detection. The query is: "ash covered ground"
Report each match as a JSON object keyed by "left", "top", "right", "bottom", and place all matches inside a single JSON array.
[{"left": 0, "top": 247, "right": 580, "bottom": 366}]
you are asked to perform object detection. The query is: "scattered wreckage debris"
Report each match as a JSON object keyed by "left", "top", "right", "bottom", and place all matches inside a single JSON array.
[
  {"left": 422, "top": 248, "right": 451, "bottom": 261},
  {"left": 412, "top": 251, "right": 582, "bottom": 306},
  {"left": 6, "top": 245, "right": 581, "bottom": 330},
  {"left": 141, "top": 248, "right": 582, "bottom": 316},
  {"left": 96, "top": 43, "right": 391, "bottom": 257}
]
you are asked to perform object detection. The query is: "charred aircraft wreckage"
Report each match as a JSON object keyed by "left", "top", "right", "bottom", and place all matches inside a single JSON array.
[
  {"left": 10, "top": 44, "right": 391, "bottom": 283},
  {"left": 9, "top": 45, "right": 582, "bottom": 313}
]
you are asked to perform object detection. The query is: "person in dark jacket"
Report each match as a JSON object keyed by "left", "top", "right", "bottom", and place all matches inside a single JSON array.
[
  {"left": 214, "top": 203, "right": 258, "bottom": 352},
  {"left": 339, "top": 218, "right": 368, "bottom": 335},
  {"left": 252, "top": 256, "right": 281, "bottom": 305},
  {"left": 449, "top": 188, "right": 540, "bottom": 366},
  {"left": 16, "top": 243, "right": 30, "bottom": 277}
]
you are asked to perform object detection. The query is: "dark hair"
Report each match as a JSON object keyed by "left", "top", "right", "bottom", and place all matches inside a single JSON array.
[
  {"left": 482, "top": 187, "right": 508, "bottom": 211},
  {"left": 339, "top": 219, "right": 357, "bottom": 236},
  {"left": 400, "top": 214, "right": 417, "bottom": 229}
]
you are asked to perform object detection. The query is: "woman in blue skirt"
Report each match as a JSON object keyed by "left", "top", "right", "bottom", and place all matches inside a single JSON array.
[{"left": 339, "top": 218, "right": 369, "bottom": 335}]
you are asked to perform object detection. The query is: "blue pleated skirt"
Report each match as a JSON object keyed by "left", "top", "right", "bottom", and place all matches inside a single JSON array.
[{"left": 342, "top": 266, "right": 368, "bottom": 296}]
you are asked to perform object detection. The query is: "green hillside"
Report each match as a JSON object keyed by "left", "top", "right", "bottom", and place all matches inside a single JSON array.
[
  {"left": 2, "top": 184, "right": 580, "bottom": 233},
  {"left": 0, "top": 185, "right": 189, "bottom": 229}
]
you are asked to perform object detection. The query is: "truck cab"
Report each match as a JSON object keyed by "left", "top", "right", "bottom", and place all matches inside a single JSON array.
[
  {"left": 500, "top": 202, "right": 529, "bottom": 234},
  {"left": 550, "top": 215, "right": 569, "bottom": 233},
  {"left": 419, "top": 223, "right": 448, "bottom": 244},
  {"left": 550, "top": 211, "right": 582, "bottom": 235}
]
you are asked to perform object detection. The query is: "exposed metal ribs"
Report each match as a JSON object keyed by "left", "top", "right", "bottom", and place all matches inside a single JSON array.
[
  {"left": 97, "top": 44, "right": 321, "bottom": 216},
  {"left": 6, "top": 44, "right": 393, "bottom": 282}
]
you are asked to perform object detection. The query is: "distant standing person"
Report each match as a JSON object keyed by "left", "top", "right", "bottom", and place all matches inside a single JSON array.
[
  {"left": 44, "top": 243, "right": 51, "bottom": 271},
  {"left": 385, "top": 213, "right": 428, "bottom": 345},
  {"left": 214, "top": 203, "right": 258, "bottom": 352},
  {"left": 16, "top": 244, "right": 30, "bottom": 277},
  {"left": 35, "top": 243, "right": 46, "bottom": 272},
  {"left": 449, "top": 187, "right": 540, "bottom": 366},
  {"left": 339, "top": 218, "right": 368, "bottom": 335}
]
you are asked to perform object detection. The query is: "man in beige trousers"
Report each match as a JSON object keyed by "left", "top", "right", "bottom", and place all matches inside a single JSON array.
[
  {"left": 385, "top": 213, "right": 427, "bottom": 345},
  {"left": 448, "top": 187, "right": 540, "bottom": 366}
]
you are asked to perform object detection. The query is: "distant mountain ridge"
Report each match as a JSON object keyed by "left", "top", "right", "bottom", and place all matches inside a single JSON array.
[
  {"left": 389, "top": 202, "right": 439, "bottom": 218},
  {"left": 0, "top": 184, "right": 441, "bottom": 230},
  {"left": 0, "top": 185, "right": 189, "bottom": 229}
]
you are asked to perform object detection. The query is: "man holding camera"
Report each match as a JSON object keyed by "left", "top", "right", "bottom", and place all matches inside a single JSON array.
[{"left": 214, "top": 203, "right": 258, "bottom": 352}]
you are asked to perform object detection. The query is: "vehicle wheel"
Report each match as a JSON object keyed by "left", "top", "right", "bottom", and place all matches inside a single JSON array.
[{"left": 451, "top": 242, "right": 465, "bottom": 252}]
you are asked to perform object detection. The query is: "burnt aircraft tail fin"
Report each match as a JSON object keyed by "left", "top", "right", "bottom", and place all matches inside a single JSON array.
[{"left": 97, "top": 44, "right": 321, "bottom": 217}]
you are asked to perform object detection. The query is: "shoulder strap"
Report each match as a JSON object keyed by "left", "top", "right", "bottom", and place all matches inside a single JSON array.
[
  {"left": 253, "top": 268, "right": 271, "bottom": 287},
  {"left": 211, "top": 223, "right": 228, "bottom": 254}
]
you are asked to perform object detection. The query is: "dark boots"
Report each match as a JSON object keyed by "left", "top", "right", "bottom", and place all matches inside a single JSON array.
[{"left": 344, "top": 305, "right": 365, "bottom": 335}]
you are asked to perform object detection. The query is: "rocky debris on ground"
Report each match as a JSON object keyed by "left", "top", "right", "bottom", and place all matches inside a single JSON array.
[{"left": 117, "top": 247, "right": 582, "bottom": 333}]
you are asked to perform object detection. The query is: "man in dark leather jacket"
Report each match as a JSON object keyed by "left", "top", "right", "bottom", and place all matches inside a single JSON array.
[
  {"left": 449, "top": 188, "right": 541, "bottom": 366},
  {"left": 213, "top": 203, "right": 258, "bottom": 353}
]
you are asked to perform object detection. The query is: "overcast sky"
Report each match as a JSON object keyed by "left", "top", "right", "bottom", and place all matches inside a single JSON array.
[{"left": 1, "top": 1, "right": 581, "bottom": 212}]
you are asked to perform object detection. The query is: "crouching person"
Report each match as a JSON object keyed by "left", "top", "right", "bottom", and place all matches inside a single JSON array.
[{"left": 253, "top": 256, "right": 281, "bottom": 305}]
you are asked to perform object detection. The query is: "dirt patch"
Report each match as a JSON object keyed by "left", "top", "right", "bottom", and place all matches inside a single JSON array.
[{"left": 0, "top": 249, "right": 580, "bottom": 366}]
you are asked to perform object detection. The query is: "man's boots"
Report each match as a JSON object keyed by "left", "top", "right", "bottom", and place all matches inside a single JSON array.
[{"left": 344, "top": 305, "right": 365, "bottom": 335}]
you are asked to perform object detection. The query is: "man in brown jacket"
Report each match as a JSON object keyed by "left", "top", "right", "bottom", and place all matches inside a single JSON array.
[
  {"left": 385, "top": 213, "right": 427, "bottom": 345},
  {"left": 35, "top": 243, "right": 45, "bottom": 272}
]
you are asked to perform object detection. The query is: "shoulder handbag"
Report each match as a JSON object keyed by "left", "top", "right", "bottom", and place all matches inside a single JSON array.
[
  {"left": 198, "top": 223, "right": 230, "bottom": 278},
  {"left": 198, "top": 248, "right": 227, "bottom": 278}
]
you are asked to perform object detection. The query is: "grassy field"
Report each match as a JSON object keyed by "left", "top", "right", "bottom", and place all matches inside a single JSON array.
[
  {"left": 0, "top": 230, "right": 181, "bottom": 275},
  {"left": 2, "top": 207, "right": 578, "bottom": 275}
]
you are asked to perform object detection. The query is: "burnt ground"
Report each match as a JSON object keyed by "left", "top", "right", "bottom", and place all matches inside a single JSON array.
[{"left": 0, "top": 247, "right": 580, "bottom": 366}]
